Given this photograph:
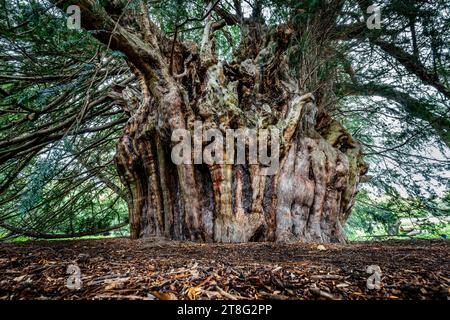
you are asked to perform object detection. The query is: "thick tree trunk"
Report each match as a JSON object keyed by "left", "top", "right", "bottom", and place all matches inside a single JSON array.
[{"left": 114, "top": 23, "right": 368, "bottom": 244}]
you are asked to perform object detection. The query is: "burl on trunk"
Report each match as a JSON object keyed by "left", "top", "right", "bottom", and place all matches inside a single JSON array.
[{"left": 114, "top": 19, "right": 368, "bottom": 243}]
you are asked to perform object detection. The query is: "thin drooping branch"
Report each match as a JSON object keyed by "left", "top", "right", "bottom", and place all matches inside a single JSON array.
[
  {"left": 0, "top": 220, "right": 129, "bottom": 240},
  {"left": 333, "top": 5, "right": 449, "bottom": 100},
  {"left": 0, "top": 151, "right": 38, "bottom": 195},
  {"left": 76, "top": 157, "right": 126, "bottom": 200},
  {"left": 338, "top": 82, "right": 450, "bottom": 147},
  {"left": 372, "top": 40, "right": 450, "bottom": 100}
]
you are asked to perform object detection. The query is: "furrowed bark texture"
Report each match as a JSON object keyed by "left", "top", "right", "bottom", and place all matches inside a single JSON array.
[{"left": 112, "top": 19, "right": 368, "bottom": 243}]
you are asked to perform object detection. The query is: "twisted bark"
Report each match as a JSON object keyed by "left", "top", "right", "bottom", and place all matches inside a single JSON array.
[
  {"left": 51, "top": 1, "right": 368, "bottom": 243},
  {"left": 114, "top": 26, "right": 368, "bottom": 243}
]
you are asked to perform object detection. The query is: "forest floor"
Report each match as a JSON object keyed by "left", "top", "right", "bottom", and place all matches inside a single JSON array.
[{"left": 0, "top": 238, "right": 448, "bottom": 300}]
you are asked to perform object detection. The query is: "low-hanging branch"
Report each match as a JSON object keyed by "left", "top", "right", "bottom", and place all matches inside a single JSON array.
[
  {"left": 337, "top": 82, "right": 450, "bottom": 147},
  {"left": 0, "top": 220, "right": 129, "bottom": 240}
]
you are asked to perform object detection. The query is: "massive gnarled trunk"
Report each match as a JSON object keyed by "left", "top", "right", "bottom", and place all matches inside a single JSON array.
[
  {"left": 111, "top": 11, "right": 368, "bottom": 243},
  {"left": 41, "top": 1, "right": 369, "bottom": 244}
]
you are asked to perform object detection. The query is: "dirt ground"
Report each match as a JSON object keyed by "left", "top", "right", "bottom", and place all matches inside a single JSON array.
[{"left": 0, "top": 238, "right": 448, "bottom": 300}]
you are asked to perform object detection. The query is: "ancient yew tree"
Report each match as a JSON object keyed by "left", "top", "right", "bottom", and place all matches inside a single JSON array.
[
  {"left": 73, "top": 0, "right": 370, "bottom": 243},
  {"left": 0, "top": 1, "right": 448, "bottom": 243}
]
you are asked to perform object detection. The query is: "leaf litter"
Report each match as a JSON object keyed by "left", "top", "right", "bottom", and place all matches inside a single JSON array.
[{"left": 0, "top": 239, "right": 448, "bottom": 300}]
